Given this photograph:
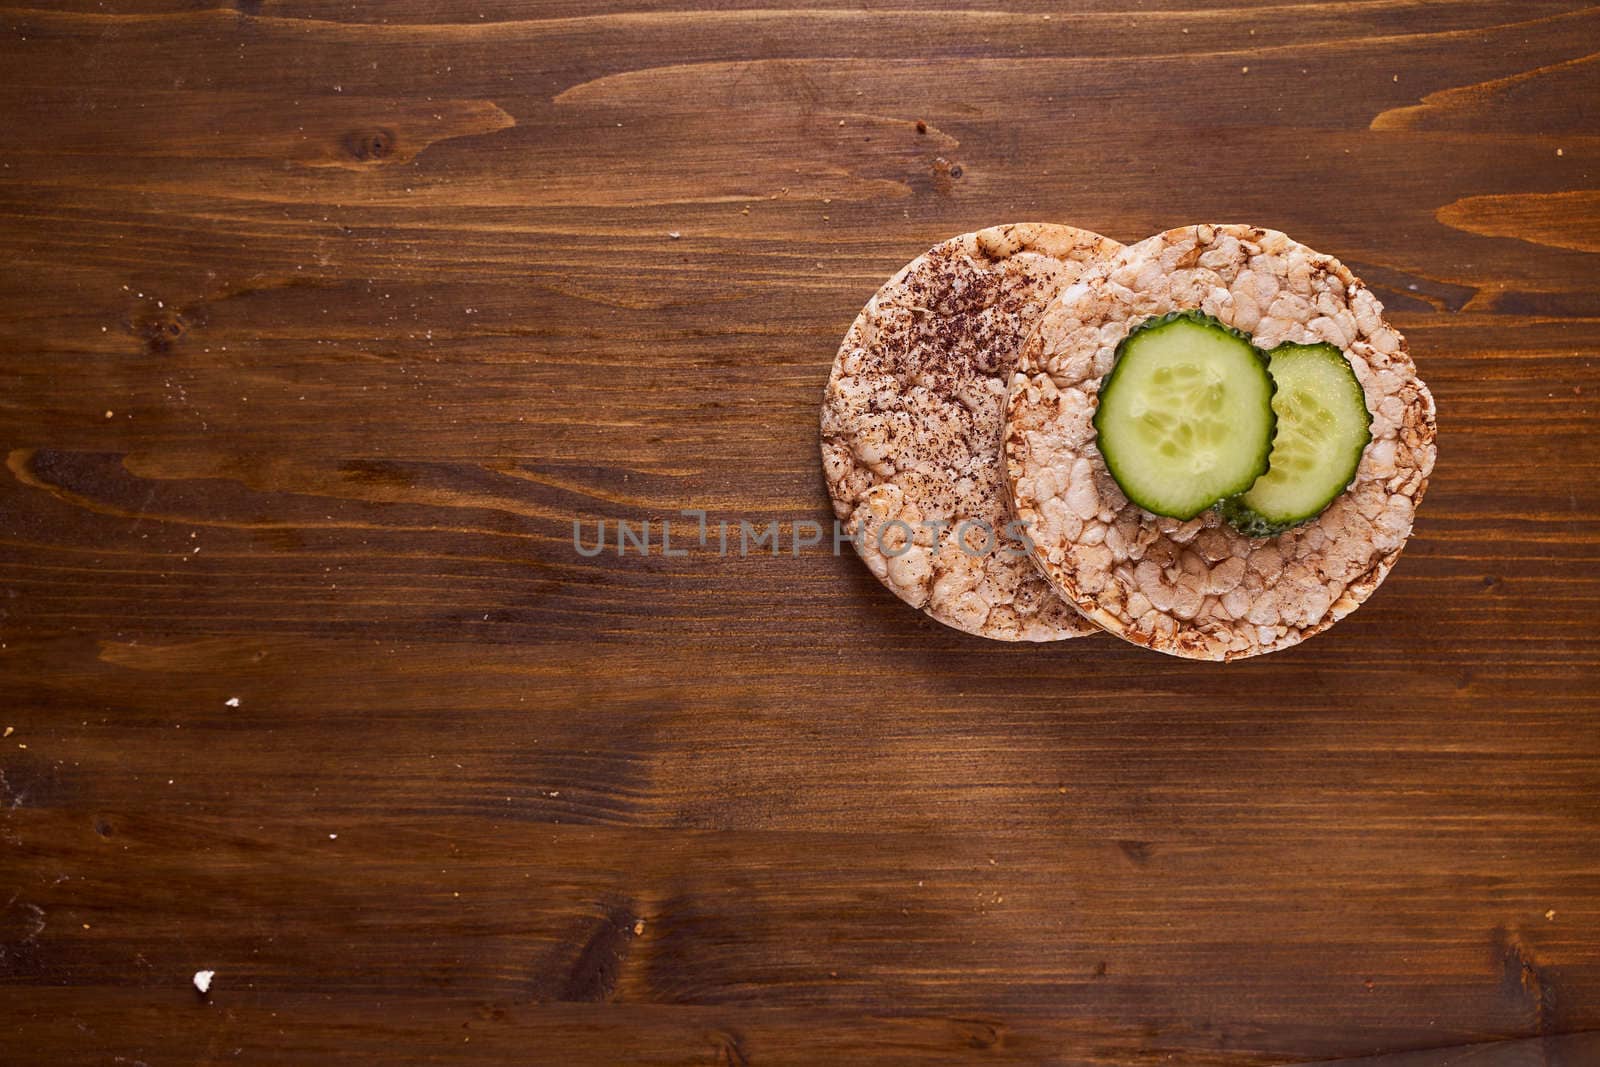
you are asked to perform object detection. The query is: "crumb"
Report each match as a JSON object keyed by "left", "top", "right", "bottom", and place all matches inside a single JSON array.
[
  {"left": 1363, "top": 977, "right": 1375, "bottom": 990},
  {"left": 2, "top": 727, "right": 11, "bottom": 738},
  {"left": 328, "top": 833, "right": 338, "bottom": 840},
  {"left": 667, "top": 231, "right": 681, "bottom": 240},
  {"left": 104, "top": 410, "right": 114, "bottom": 419},
  {"left": 194, "top": 969, "right": 214, "bottom": 993},
  {"left": 838, "top": 119, "right": 845, "bottom": 126},
  {"left": 1556, "top": 148, "right": 1564, "bottom": 157},
  {"left": 1241, "top": 66, "right": 1249, "bottom": 74},
  {"left": 224, "top": 697, "right": 240, "bottom": 708},
  {"left": 1546, "top": 909, "right": 1557, "bottom": 920},
  {"left": 633, "top": 919, "right": 645, "bottom": 936},
  {"left": 915, "top": 120, "right": 927, "bottom": 134}
]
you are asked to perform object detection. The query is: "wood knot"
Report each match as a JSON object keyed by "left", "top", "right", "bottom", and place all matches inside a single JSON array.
[
  {"left": 138, "top": 311, "right": 187, "bottom": 353},
  {"left": 951, "top": 1018, "right": 1005, "bottom": 1049},
  {"left": 553, "top": 905, "right": 637, "bottom": 1002},
  {"left": 1494, "top": 926, "right": 1560, "bottom": 1032},
  {"left": 709, "top": 1030, "right": 749, "bottom": 1066},
  {"left": 345, "top": 128, "right": 398, "bottom": 162},
  {"left": 930, "top": 157, "right": 965, "bottom": 195},
  {"left": 1118, "top": 839, "right": 1154, "bottom": 864}
]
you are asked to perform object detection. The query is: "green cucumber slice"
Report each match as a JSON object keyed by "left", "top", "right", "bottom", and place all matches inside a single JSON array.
[
  {"left": 1220, "top": 342, "right": 1373, "bottom": 537},
  {"left": 1093, "top": 311, "right": 1276, "bottom": 520}
]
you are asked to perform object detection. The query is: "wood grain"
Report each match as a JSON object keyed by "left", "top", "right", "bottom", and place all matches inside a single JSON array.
[{"left": 2, "top": 1, "right": 1598, "bottom": 1063}]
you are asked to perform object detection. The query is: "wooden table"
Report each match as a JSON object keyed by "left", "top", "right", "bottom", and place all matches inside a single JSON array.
[{"left": 3, "top": 2, "right": 1598, "bottom": 1063}]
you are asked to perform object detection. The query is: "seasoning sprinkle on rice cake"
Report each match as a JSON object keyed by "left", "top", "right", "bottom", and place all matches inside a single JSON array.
[
  {"left": 822, "top": 223, "right": 1122, "bottom": 641},
  {"left": 1003, "top": 224, "right": 1437, "bottom": 660}
]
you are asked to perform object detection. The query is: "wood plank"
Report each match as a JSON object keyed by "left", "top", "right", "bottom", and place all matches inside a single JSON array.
[{"left": 6, "top": 811, "right": 1598, "bottom": 1058}]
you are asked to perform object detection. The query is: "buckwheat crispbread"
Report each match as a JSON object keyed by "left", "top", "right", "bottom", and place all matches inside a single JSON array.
[
  {"left": 822, "top": 223, "right": 1122, "bottom": 641},
  {"left": 1004, "top": 224, "right": 1437, "bottom": 659}
]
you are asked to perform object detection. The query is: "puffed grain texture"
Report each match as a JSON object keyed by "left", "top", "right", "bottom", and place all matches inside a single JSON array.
[
  {"left": 1004, "top": 224, "right": 1437, "bottom": 660},
  {"left": 822, "top": 223, "right": 1122, "bottom": 641}
]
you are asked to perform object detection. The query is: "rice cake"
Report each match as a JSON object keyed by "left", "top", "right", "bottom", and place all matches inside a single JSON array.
[
  {"left": 822, "top": 223, "right": 1122, "bottom": 641},
  {"left": 1003, "top": 224, "right": 1437, "bottom": 659}
]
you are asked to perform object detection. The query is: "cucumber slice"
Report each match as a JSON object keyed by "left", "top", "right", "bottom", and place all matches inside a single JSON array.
[
  {"left": 1220, "top": 342, "right": 1373, "bottom": 537},
  {"left": 1093, "top": 311, "right": 1276, "bottom": 520}
]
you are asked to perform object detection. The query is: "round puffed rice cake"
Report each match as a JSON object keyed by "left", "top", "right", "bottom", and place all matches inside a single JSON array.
[
  {"left": 822, "top": 223, "right": 1123, "bottom": 641},
  {"left": 1003, "top": 224, "right": 1437, "bottom": 660}
]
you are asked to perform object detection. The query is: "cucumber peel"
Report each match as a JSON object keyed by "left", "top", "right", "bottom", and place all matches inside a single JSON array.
[
  {"left": 1093, "top": 311, "right": 1277, "bottom": 520},
  {"left": 1220, "top": 342, "right": 1373, "bottom": 537}
]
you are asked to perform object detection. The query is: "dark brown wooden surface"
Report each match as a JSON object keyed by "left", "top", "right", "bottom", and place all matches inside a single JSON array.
[{"left": 2, "top": 2, "right": 1598, "bottom": 1064}]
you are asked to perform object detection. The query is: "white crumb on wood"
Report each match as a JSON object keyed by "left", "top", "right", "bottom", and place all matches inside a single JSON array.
[{"left": 193, "top": 969, "right": 214, "bottom": 993}]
